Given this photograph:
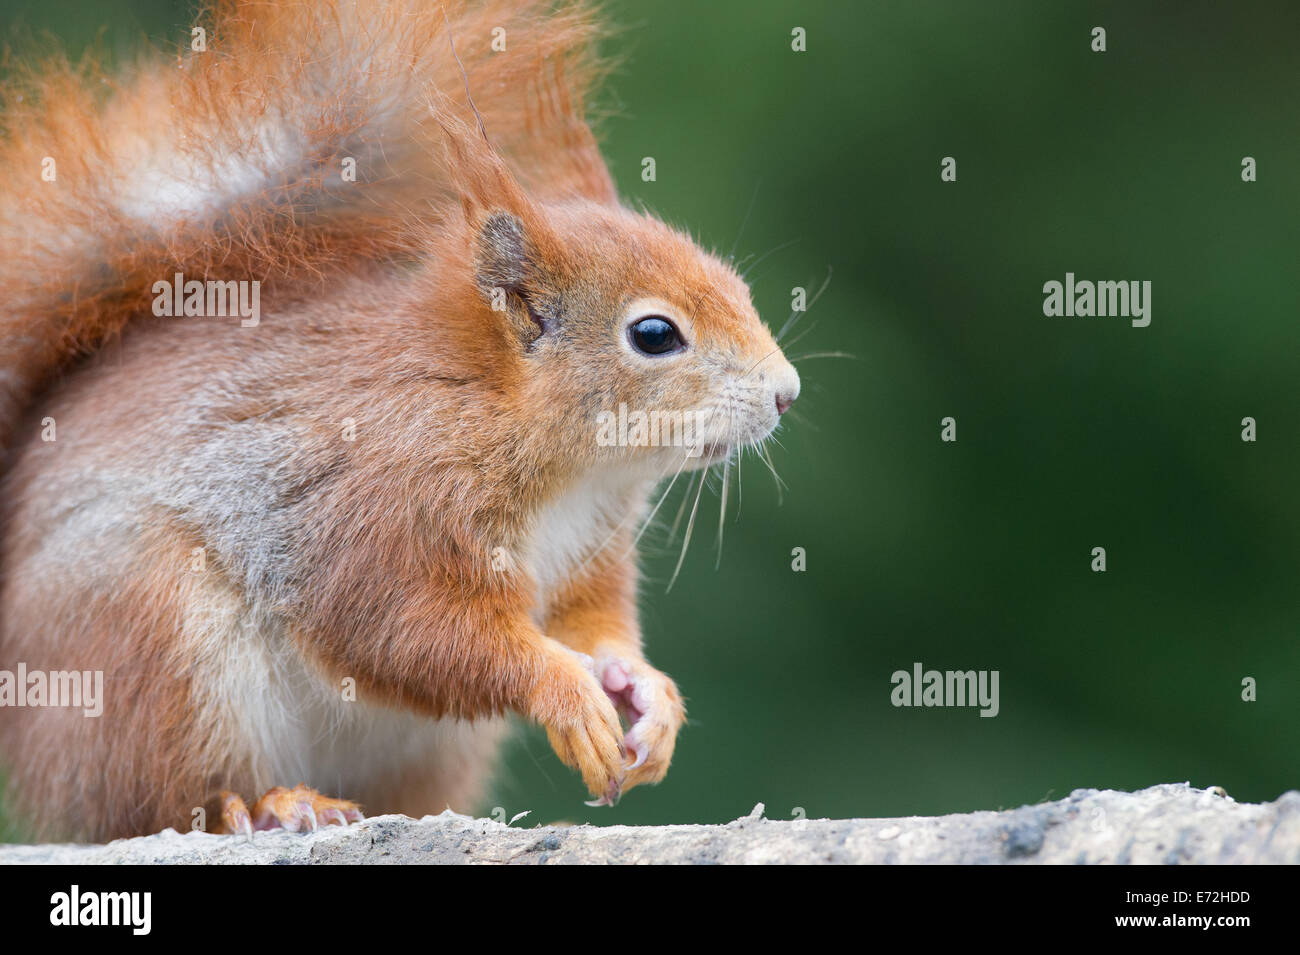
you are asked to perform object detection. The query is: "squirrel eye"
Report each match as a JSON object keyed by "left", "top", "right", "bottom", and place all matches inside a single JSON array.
[{"left": 629, "top": 316, "right": 683, "bottom": 355}]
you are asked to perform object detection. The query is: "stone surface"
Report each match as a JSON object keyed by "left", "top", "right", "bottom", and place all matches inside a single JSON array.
[{"left": 1, "top": 783, "right": 1296, "bottom": 864}]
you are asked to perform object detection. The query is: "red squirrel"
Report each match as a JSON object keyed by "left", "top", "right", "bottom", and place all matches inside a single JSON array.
[{"left": 0, "top": 0, "right": 800, "bottom": 841}]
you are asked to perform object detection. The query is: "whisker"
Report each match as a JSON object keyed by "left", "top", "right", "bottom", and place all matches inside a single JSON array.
[
  {"left": 583, "top": 432, "right": 700, "bottom": 573},
  {"left": 779, "top": 319, "right": 820, "bottom": 355},
  {"left": 739, "top": 237, "right": 800, "bottom": 282},
  {"left": 713, "top": 395, "right": 738, "bottom": 566},
  {"left": 714, "top": 453, "right": 730, "bottom": 569},
  {"left": 668, "top": 459, "right": 709, "bottom": 591},
  {"left": 631, "top": 446, "right": 696, "bottom": 547},
  {"left": 777, "top": 265, "right": 832, "bottom": 342},
  {"left": 789, "top": 350, "right": 855, "bottom": 362},
  {"left": 741, "top": 346, "right": 784, "bottom": 380},
  {"left": 734, "top": 440, "right": 745, "bottom": 521},
  {"left": 728, "top": 180, "right": 762, "bottom": 264},
  {"left": 669, "top": 467, "right": 704, "bottom": 542},
  {"left": 784, "top": 408, "right": 817, "bottom": 430},
  {"left": 757, "top": 439, "right": 786, "bottom": 503}
]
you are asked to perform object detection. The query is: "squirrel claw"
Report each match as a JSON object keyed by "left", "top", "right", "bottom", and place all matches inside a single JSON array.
[
  {"left": 218, "top": 792, "right": 256, "bottom": 841},
  {"left": 584, "top": 779, "right": 623, "bottom": 807},
  {"left": 216, "top": 785, "right": 363, "bottom": 836},
  {"left": 625, "top": 733, "right": 648, "bottom": 771}
]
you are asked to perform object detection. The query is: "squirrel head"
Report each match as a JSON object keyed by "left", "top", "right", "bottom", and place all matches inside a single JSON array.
[{"left": 435, "top": 116, "right": 800, "bottom": 481}]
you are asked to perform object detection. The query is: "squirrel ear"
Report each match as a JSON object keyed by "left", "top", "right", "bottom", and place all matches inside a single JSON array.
[
  {"left": 475, "top": 210, "right": 529, "bottom": 295},
  {"left": 474, "top": 210, "right": 550, "bottom": 347}
]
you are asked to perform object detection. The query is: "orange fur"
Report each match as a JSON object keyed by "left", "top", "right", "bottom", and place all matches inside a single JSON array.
[
  {"left": 0, "top": 0, "right": 612, "bottom": 458},
  {"left": 0, "top": 0, "right": 799, "bottom": 840}
]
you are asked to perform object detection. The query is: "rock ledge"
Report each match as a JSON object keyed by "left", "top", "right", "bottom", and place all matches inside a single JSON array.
[{"left": 2, "top": 783, "right": 1296, "bottom": 864}]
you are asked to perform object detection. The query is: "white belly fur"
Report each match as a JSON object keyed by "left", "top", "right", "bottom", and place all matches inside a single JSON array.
[
  {"left": 524, "top": 470, "right": 646, "bottom": 620},
  {"left": 183, "top": 569, "right": 503, "bottom": 800}
]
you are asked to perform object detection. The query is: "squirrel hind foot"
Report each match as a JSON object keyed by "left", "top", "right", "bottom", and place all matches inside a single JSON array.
[{"left": 215, "top": 785, "right": 364, "bottom": 839}]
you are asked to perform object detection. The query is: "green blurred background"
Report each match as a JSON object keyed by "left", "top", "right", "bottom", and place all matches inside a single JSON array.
[{"left": 1, "top": 0, "right": 1296, "bottom": 835}]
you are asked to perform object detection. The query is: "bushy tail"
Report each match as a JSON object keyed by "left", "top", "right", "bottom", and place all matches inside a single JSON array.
[{"left": 0, "top": 0, "right": 614, "bottom": 454}]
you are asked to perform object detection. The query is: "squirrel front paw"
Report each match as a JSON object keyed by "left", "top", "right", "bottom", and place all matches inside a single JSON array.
[
  {"left": 590, "top": 653, "right": 685, "bottom": 801},
  {"left": 529, "top": 642, "right": 627, "bottom": 804},
  {"left": 215, "top": 785, "right": 364, "bottom": 840}
]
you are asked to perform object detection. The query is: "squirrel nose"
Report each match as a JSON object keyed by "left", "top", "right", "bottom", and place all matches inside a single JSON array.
[{"left": 772, "top": 361, "right": 800, "bottom": 417}]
